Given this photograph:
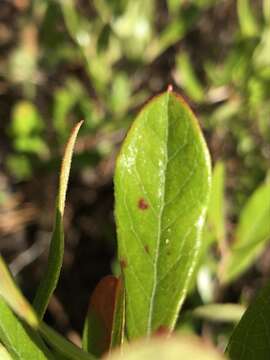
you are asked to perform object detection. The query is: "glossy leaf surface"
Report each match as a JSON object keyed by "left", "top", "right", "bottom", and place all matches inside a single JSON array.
[
  {"left": 83, "top": 276, "right": 125, "bottom": 357},
  {"left": 33, "top": 121, "right": 83, "bottom": 318},
  {"left": 114, "top": 90, "right": 211, "bottom": 339},
  {"left": 227, "top": 281, "right": 270, "bottom": 360},
  {"left": 105, "top": 335, "right": 225, "bottom": 360},
  {"left": 220, "top": 182, "right": 270, "bottom": 284}
]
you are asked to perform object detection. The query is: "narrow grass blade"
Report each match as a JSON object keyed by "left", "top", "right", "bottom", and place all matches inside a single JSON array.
[
  {"left": 0, "top": 298, "right": 54, "bottom": 360},
  {"left": 40, "top": 322, "right": 96, "bottom": 360},
  {"left": 33, "top": 121, "right": 83, "bottom": 319},
  {"left": 0, "top": 256, "right": 38, "bottom": 327},
  {"left": 0, "top": 255, "right": 95, "bottom": 360}
]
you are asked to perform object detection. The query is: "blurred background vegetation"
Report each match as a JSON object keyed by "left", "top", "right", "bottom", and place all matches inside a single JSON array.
[{"left": 0, "top": 0, "right": 269, "bottom": 350}]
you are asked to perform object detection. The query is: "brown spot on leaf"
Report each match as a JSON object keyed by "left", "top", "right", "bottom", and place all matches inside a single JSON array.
[
  {"left": 144, "top": 245, "right": 150, "bottom": 254},
  {"left": 155, "top": 325, "right": 171, "bottom": 337},
  {"left": 138, "top": 198, "right": 149, "bottom": 210},
  {"left": 120, "top": 258, "right": 128, "bottom": 269}
]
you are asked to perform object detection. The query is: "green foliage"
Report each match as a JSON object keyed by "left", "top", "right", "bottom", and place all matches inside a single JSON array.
[
  {"left": 1, "top": 0, "right": 270, "bottom": 358},
  {"left": 0, "top": 256, "right": 38, "bottom": 327},
  {"left": 227, "top": 281, "right": 270, "bottom": 360},
  {"left": 192, "top": 303, "right": 245, "bottom": 324},
  {"left": 220, "top": 181, "right": 270, "bottom": 284},
  {"left": 0, "top": 298, "right": 53, "bottom": 360},
  {"left": 115, "top": 90, "right": 211, "bottom": 339},
  {"left": 175, "top": 52, "right": 204, "bottom": 103},
  {"left": 207, "top": 161, "right": 226, "bottom": 245},
  {"left": 0, "top": 93, "right": 215, "bottom": 359},
  {"left": 0, "top": 253, "right": 94, "bottom": 360},
  {"left": 237, "top": 0, "right": 259, "bottom": 37},
  {"left": 4, "top": 0, "right": 269, "bottom": 203},
  {"left": 33, "top": 121, "right": 83, "bottom": 319}
]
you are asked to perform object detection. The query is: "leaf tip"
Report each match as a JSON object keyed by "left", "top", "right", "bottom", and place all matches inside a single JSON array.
[{"left": 59, "top": 120, "right": 84, "bottom": 215}]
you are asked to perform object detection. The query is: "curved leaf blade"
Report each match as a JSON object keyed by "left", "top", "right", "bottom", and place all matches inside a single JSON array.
[
  {"left": 82, "top": 276, "right": 125, "bottom": 357},
  {"left": 220, "top": 182, "right": 270, "bottom": 284},
  {"left": 0, "top": 255, "right": 95, "bottom": 360},
  {"left": 0, "top": 256, "right": 38, "bottom": 327},
  {"left": 226, "top": 281, "right": 270, "bottom": 360},
  {"left": 33, "top": 121, "right": 83, "bottom": 319},
  {"left": 39, "top": 322, "right": 96, "bottom": 360},
  {"left": 114, "top": 91, "right": 211, "bottom": 339}
]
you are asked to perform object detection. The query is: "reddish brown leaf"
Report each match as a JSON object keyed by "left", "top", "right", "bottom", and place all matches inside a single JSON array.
[{"left": 82, "top": 275, "right": 124, "bottom": 357}]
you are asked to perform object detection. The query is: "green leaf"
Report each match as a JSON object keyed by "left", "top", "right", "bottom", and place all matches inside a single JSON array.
[
  {"left": 208, "top": 161, "right": 226, "bottom": 244},
  {"left": 0, "top": 298, "right": 53, "bottom": 360},
  {"left": 10, "top": 101, "right": 43, "bottom": 137},
  {"left": 167, "top": 0, "right": 183, "bottom": 14},
  {"left": 192, "top": 303, "right": 246, "bottom": 323},
  {"left": 175, "top": 52, "right": 204, "bottom": 103},
  {"left": 105, "top": 335, "right": 226, "bottom": 360},
  {"left": 0, "top": 256, "right": 38, "bottom": 327},
  {"left": 110, "top": 73, "right": 131, "bottom": 115},
  {"left": 237, "top": 0, "right": 259, "bottom": 37},
  {"left": 53, "top": 87, "right": 77, "bottom": 141},
  {"left": 82, "top": 276, "right": 125, "bottom": 357},
  {"left": 220, "top": 182, "right": 270, "bottom": 284},
  {"left": 33, "top": 121, "right": 83, "bottom": 319},
  {"left": 145, "top": 10, "right": 199, "bottom": 62},
  {"left": 0, "top": 255, "right": 95, "bottom": 360},
  {"left": 114, "top": 90, "right": 211, "bottom": 339},
  {"left": 39, "top": 322, "right": 96, "bottom": 360},
  {"left": 226, "top": 281, "right": 270, "bottom": 360}
]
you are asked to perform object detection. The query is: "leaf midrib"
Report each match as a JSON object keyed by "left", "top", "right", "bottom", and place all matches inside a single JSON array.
[{"left": 147, "top": 92, "right": 170, "bottom": 335}]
